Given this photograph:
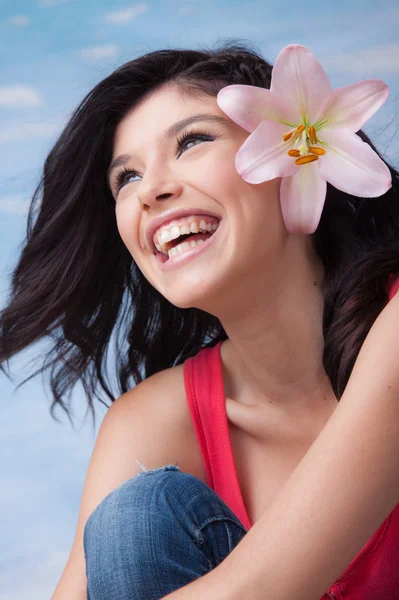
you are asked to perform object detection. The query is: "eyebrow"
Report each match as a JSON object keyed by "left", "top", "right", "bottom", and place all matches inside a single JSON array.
[{"left": 107, "top": 113, "right": 231, "bottom": 186}]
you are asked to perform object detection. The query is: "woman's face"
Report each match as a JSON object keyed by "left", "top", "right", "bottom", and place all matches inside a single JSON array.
[{"left": 109, "top": 84, "right": 286, "bottom": 312}]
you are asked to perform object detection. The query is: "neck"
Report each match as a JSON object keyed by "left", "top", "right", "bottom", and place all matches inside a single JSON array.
[{"left": 216, "top": 236, "right": 337, "bottom": 414}]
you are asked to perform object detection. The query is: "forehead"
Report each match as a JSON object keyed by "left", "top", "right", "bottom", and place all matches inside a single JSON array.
[{"left": 112, "top": 85, "right": 220, "bottom": 154}]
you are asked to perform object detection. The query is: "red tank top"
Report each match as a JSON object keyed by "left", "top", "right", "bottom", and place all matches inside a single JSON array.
[{"left": 183, "top": 274, "right": 399, "bottom": 599}]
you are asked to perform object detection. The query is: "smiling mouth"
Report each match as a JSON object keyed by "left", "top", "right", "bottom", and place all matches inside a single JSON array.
[{"left": 155, "top": 230, "right": 216, "bottom": 262}]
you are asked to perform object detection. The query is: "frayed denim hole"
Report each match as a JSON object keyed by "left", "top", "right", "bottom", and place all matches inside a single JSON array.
[
  {"left": 192, "top": 527, "right": 206, "bottom": 548},
  {"left": 135, "top": 460, "right": 181, "bottom": 476}
]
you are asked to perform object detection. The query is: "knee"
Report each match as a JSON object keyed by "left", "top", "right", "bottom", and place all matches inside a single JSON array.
[
  {"left": 83, "top": 465, "right": 188, "bottom": 583},
  {"left": 84, "top": 464, "right": 201, "bottom": 598}
]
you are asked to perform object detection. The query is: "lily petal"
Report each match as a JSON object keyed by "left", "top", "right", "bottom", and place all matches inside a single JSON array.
[
  {"left": 319, "top": 129, "right": 392, "bottom": 197},
  {"left": 280, "top": 162, "right": 327, "bottom": 233},
  {"left": 271, "top": 45, "right": 333, "bottom": 125},
  {"left": 217, "top": 85, "right": 283, "bottom": 132},
  {"left": 236, "top": 121, "right": 300, "bottom": 183},
  {"left": 321, "top": 80, "right": 389, "bottom": 132}
]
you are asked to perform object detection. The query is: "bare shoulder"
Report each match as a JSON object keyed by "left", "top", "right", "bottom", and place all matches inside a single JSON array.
[
  {"left": 116, "top": 363, "right": 206, "bottom": 480},
  {"left": 51, "top": 363, "right": 205, "bottom": 600}
]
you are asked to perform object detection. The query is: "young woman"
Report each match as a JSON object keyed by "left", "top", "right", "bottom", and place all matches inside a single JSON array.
[{"left": 1, "top": 42, "right": 399, "bottom": 600}]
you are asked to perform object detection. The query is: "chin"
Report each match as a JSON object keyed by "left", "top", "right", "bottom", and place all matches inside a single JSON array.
[{"left": 166, "top": 280, "right": 226, "bottom": 314}]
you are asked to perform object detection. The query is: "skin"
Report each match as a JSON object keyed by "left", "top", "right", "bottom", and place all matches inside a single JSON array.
[{"left": 110, "top": 84, "right": 338, "bottom": 434}]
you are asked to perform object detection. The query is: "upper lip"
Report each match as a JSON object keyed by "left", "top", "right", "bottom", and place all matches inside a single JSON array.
[{"left": 146, "top": 207, "right": 222, "bottom": 252}]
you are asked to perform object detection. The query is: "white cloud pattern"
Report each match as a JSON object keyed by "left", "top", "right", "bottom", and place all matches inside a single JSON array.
[
  {"left": 77, "top": 44, "right": 120, "bottom": 60},
  {"left": 103, "top": 3, "right": 148, "bottom": 24},
  {"left": 7, "top": 15, "right": 30, "bottom": 26},
  {"left": 0, "top": 85, "right": 43, "bottom": 108}
]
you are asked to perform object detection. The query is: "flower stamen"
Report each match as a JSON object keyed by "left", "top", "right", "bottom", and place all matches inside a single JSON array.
[
  {"left": 284, "top": 123, "right": 326, "bottom": 165},
  {"left": 308, "top": 146, "right": 326, "bottom": 156},
  {"left": 283, "top": 124, "right": 308, "bottom": 145},
  {"left": 295, "top": 155, "right": 319, "bottom": 165},
  {"left": 308, "top": 125, "right": 318, "bottom": 145}
]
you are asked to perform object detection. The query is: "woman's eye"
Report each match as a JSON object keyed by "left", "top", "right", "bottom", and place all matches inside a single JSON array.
[
  {"left": 181, "top": 138, "right": 201, "bottom": 151},
  {"left": 177, "top": 132, "right": 216, "bottom": 157},
  {"left": 123, "top": 171, "right": 140, "bottom": 185},
  {"left": 114, "top": 131, "right": 216, "bottom": 195},
  {"left": 115, "top": 169, "right": 140, "bottom": 193}
]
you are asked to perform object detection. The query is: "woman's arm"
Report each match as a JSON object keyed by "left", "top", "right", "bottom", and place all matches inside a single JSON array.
[{"left": 163, "top": 291, "right": 399, "bottom": 600}]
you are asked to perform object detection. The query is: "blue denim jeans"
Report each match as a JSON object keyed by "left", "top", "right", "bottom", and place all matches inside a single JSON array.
[{"left": 83, "top": 463, "right": 248, "bottom": 599}]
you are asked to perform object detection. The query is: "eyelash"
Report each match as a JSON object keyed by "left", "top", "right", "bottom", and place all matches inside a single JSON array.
[{"left": 112, "top": 129, "right": 218, "bottom": 194}]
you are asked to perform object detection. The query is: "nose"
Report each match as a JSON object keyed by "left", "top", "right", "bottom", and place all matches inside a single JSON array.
[{"left": 137, "top": 167, "right": 183, "bottom": 211}]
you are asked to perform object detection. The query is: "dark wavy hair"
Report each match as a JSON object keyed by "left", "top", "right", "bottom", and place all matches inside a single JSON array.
[{"left": 1, "top": 40, "right": 398, "bottom": 428}]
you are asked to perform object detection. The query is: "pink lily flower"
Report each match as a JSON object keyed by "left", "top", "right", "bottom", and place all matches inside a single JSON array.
[{"left": 217, "top": 44, "right": 392, "bottom": 233}]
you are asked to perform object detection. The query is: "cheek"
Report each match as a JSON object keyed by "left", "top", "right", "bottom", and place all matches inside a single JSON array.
[{"left": 200, "top": 154, "right": 244, "bottom": 196}]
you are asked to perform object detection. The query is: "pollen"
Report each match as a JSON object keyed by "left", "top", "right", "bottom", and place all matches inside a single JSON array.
[
  {"left": 283, "top": 131, "right": 294, "bottom": 142},
  {"left": 308, "top": 126, "right": 318, "bottom": 145},
  {"left": 308, "top": 146, "right": 326, "bottom": 156},
  {"left": 287, "top": 149, "right": 301, "bottom": 157},
  {"left": 296, "top": 125, "right": 305, "bottom": 135},
  {"left": 295, "top": 155, "right": 319, "bottom": 165}
]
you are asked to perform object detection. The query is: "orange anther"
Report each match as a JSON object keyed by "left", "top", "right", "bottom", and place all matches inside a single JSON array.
[
  {"left": 287, "top": 149, "right": 300, "bottom": 157},
  {"left": 295, "top": 154, "right": 319, "bottom": 165},
  {"left": 308, "top": 146, "right": 326, "bottom": 156},
  {"left": 283, "top": 131, "right": 293, "bottom": 142},
  {"left": 296, "top": 125, "right": 305, "bottom": 134},
  {"left": 308, "top": 125, "right": 317, "bottom": 145}
]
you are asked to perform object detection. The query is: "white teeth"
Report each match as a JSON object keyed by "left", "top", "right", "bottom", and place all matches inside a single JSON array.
[
  {"left": 170, "top": 225, "right": 181, "bottom": 240},
  {"left": 160, "top": 230, "right": 173, "bottom": 244},
  {"left": 168, "top": 237, "right": 206, "bottom": 258},
  {"left": 156, "top": 220, "right": 219, "bottom": 254}
]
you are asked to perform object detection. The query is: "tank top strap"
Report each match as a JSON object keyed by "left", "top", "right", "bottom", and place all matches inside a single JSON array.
[{"left": 183, "top": 341, "right": 252, "bottom": 530}]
